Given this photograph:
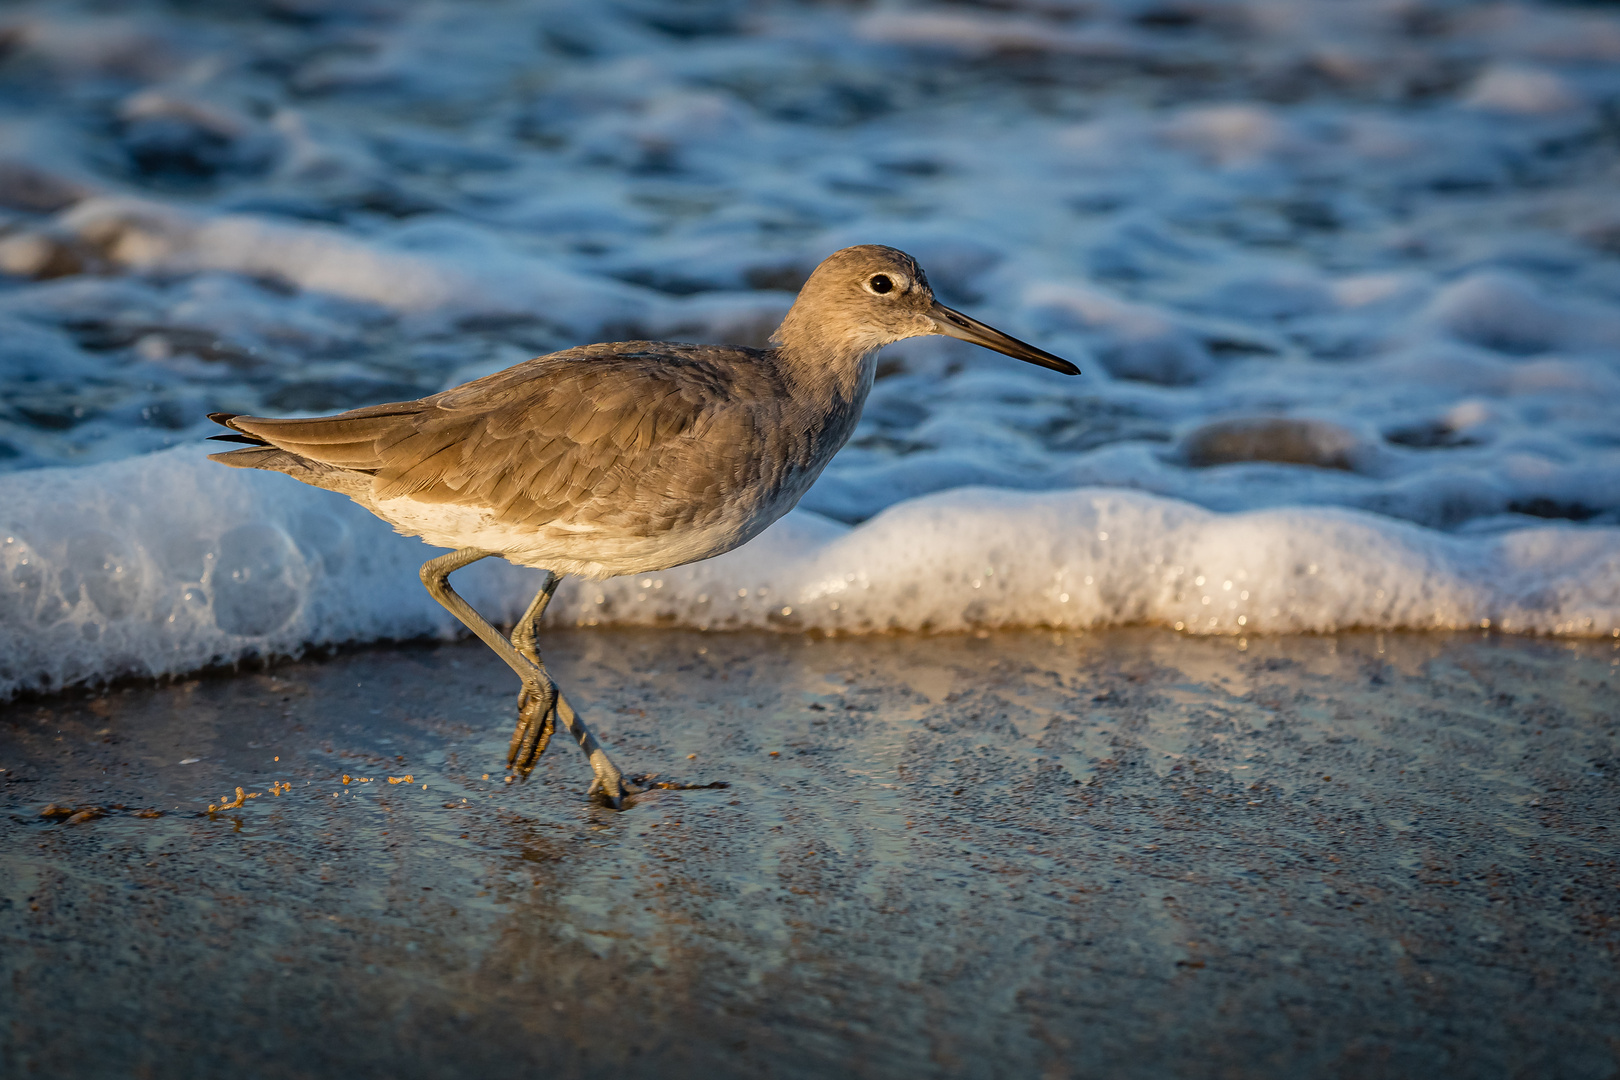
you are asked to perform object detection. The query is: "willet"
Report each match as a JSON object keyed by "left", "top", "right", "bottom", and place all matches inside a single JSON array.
[{"left": 207, "top": 245, "right": 1078, "bottom": 805}]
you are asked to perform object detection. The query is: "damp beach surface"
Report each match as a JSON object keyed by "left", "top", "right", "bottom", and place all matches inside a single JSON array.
[{"left": 3, "top": 628, "right": 1616, "bottom": 1079}]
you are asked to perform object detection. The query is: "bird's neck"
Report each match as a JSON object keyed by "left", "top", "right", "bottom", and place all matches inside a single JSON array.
[
  {"left": 769, "top": 309, "right": 885, "bottom": 413},
  {"left": 769, "top": 340, "right": 879, "bottom": 423}
]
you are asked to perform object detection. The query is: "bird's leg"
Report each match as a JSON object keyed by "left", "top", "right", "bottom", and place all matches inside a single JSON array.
[
  {"left": 508, "top": 572, "right": 638, "bottom": 802},
  {"left": 419, "top": 550, "right": 631, "bottom": 807}
]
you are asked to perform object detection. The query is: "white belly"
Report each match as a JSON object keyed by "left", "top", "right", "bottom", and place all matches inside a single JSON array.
[{"left": 370, "top": 490, "right": 793, "bottom": 580}]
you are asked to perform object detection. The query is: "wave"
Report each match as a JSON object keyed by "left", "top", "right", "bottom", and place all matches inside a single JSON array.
[{"left": 4, "top": 447, "right": 1615, "bottom": 699}]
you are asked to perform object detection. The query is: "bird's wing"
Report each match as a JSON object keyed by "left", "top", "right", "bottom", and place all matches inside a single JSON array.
[{"left": 224, "top": 344, "right": 772, "bottom": 531}]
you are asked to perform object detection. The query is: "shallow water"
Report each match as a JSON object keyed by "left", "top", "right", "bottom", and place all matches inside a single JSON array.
[{"left": 3, "top": 628, "right": 1616, "bottom": 1078}]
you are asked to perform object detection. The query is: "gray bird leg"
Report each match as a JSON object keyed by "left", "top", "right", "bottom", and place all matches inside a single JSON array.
[
  {"left": 419, "top": 549, "right": 630, "bottom": 807},
  {"left": 511, "top": 574, "right": 639, "bottom": 802}
]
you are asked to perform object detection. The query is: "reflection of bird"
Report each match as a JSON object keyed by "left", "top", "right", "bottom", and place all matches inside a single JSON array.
[{"left": 207, "top": 245, "right": 1079, "bottom": 806}]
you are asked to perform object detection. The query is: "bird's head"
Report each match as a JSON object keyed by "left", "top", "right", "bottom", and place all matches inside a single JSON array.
[{"left": 772, "top": 245, "right": 1079, "bottom": 376}]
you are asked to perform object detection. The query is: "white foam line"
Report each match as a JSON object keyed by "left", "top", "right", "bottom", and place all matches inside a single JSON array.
[{"left": 3, "top": 448, "right": 1616, "bottom": 700}]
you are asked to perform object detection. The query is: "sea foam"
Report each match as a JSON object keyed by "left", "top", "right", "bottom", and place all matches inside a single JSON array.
[{"left": 3, "top": 447, "right": 1615, "bottom": 699}]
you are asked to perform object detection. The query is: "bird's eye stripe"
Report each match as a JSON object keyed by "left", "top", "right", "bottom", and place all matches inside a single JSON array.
[{"left": 868, "top": 274, "right": 893, "bottom": 294}]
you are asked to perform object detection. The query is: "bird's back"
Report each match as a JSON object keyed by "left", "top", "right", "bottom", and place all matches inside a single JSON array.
[{"left": 210, "top": 341, "right": 861, "bottom": 577}]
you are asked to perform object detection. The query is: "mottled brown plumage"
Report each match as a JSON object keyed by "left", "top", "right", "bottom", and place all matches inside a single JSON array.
[
  {"left": 211, "top": 342, "right": 825, "bottom": 578},
  {"left": 206, "top": 245, "right": 1077, "bottom": 805}
]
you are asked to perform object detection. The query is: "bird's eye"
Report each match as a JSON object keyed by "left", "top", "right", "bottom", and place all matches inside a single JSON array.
[{"left": 868, "top": 274, "right": 894, "bottom": 294}]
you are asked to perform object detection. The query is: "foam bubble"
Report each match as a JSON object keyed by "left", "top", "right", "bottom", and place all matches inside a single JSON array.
[{"left": 212, "top": 522, "right": 304, "bottom": 637}]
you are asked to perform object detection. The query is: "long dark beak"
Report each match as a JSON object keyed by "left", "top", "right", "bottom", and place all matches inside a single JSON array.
[{"left": 929, "top": 301, "right": 1080, "bottom": 375}]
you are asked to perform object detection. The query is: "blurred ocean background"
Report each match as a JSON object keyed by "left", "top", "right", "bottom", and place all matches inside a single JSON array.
[{"left": 1, "top": 0, "right": 1619, "bottom": 696}]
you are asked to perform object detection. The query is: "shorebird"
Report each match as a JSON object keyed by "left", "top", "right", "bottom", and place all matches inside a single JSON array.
[{"left": 207, "top": 245, "right": 1078, "bottom": 806}]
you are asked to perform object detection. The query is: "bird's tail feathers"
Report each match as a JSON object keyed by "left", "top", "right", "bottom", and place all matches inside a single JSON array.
[
  {"left": 206, "top": 412, "right": 272, "bottom": 447},
  {"left": 207, "top": 445, "right": 370, "bottom": 497}
]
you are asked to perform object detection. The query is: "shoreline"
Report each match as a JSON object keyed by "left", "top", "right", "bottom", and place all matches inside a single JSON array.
[{"left": 3, "top": 627, "right": 1616, "bottom": 1078}]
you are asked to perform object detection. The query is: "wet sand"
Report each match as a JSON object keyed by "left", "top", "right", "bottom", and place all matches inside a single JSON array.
[{"left": 2, "top": 628, "right": 1617, "bottom": 1079}]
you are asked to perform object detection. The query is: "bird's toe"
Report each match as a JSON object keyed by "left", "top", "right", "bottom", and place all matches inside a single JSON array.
[
  {"left": 507, "top": 682, "right": 557, "bottom": 774},
  {"left": 586, "top": 773, "right": 634, "bottom": 810}
]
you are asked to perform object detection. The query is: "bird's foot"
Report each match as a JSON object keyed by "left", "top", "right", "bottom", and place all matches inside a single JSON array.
[
  {"left": 586, "top": 755, "right": 639, "bottom": 810},
  {"left": 507, "top": 678, "right": 557, "bottom": 776}
]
